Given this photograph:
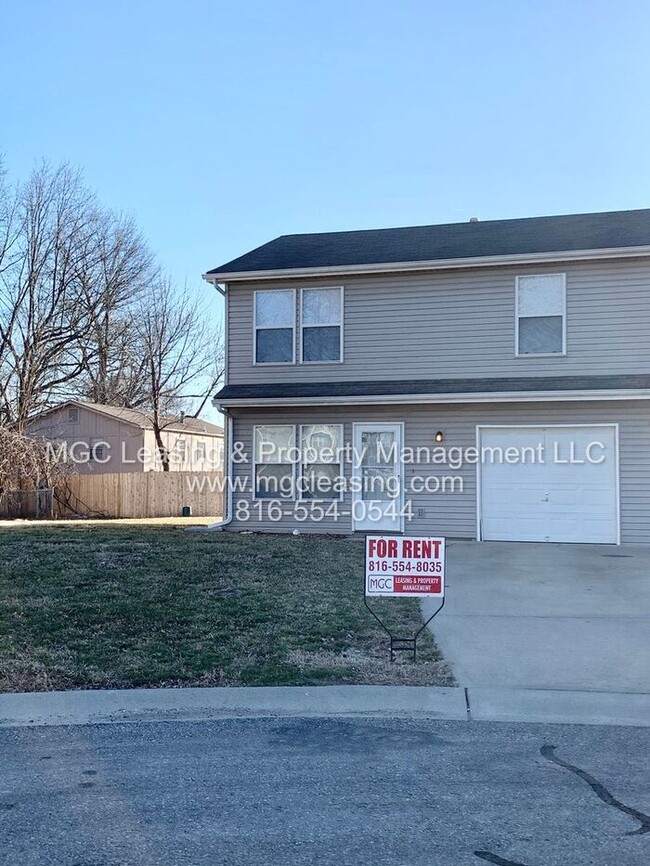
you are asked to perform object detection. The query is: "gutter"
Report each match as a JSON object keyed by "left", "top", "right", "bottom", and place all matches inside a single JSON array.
[
  {"left": 214, "top": 388, "right": 650, "bottom": 410},
  {"left": 202, "top": 244, "right": 650, "bottom": 284}
]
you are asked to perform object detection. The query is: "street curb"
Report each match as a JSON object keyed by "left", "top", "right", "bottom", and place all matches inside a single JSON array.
[
  {"left": 0, "top": 685, "right": 466, "bottom": 728},
  {"left": 0, "top": 685, "right": 647, "bottom": 729},
  {"left": 468, "top": 687, "right": 650, "bottom": 727}
]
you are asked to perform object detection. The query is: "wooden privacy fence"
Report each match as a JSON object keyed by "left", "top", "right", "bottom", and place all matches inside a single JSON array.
[
  {"left": 58, "top": 471, "right": 224, "bottom": 519},
  {"left": 0, "top": 488, "right": 54, "bottom": 519}
]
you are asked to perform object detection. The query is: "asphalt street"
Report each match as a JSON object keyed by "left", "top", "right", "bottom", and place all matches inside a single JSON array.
[{"left": 1, "top": 717, "right": 648, "bottom": 866}]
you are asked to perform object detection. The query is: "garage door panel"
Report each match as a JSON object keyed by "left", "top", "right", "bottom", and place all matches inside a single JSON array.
[
  {"left": 578, "top": 487, "right": 614, "bottom": 507},
  {"left": 482, "top": 483, "right": 548, "bottom": 507},
  {"left": 479, "top": 426, "right": 618, "bottom": 544},
  {"left": 482, "top": 517, "right": 548, "bottom": 543}
]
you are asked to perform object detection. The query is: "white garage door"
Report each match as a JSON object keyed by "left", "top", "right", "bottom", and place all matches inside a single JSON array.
[{"left": 479, "top": 425, "right": 618, "bottom": 544}]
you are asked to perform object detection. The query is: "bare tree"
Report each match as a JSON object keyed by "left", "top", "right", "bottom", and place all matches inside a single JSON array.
[
  {"left": 0, "top": 158, "right": 23, "bottom": 422},
  {"left": 189, "top": 324, "right": 225, "bottom": 419},
  {"left": 135, "top": 279, "right": 219, "bottom": 470},
  {"left": 0, "top": 160, "right": 221, "bottom": 443},
  {"left": 76, "top": 211, "right": 157, "bottom": 406},
  {"left": 0, "top": 425, "right": 74, "bottom": 500},
  {"left": 0, "top": 163, "right": 100, "bottom": 429}
]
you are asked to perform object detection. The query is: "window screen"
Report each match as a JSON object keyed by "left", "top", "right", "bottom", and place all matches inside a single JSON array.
[
  {"left": 301, "top": 288, "right": 342, "bottom": 362},
  {"left": 517, "top": 274, "right": 565, "bottom": 355},
  {"left": 255, "top": 290, "right": 295, "bottom": 363}
]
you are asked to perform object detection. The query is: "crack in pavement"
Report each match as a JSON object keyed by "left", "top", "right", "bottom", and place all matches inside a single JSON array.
[
  {"left": 540, "top": 745, "right": 650, "bottom": 836},
  {"left": 474, "top": 852, "right": 533, "bottom": 866}
]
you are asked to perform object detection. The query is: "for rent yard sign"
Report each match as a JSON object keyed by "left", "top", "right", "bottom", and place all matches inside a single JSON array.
[{"left": 365, "top": 535, "right": 445, "bottom": 597}]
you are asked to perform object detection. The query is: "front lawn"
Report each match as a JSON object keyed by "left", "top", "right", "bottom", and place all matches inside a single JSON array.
[{"left": 0, "top": 527, "right": 452, "bottom": 691}]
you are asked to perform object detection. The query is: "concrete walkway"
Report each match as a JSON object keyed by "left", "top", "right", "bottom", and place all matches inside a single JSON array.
[{"left": 423, "top": 540, "right": 650, "bottom": 692}]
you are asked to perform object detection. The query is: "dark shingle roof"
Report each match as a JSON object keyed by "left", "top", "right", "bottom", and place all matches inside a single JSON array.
[
  {"left": 215, "top": 375, "right": 650, "bottom": 403},
  {"left": 207, "top": 209, "right": 650, "bottom": 276}
]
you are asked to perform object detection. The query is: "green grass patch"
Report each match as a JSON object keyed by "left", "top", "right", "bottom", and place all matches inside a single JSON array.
[{"left": 0, "top": 527, "right": 452, "bottom": 691}]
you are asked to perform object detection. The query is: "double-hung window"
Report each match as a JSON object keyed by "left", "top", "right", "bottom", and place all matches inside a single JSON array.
[
  {"left": 175, "top": 439, "right": 187, "bottom": 463},
  {"left": 516, "top": 274, "right": 566, "bottom": 356},
  {"left": 254, "top": 425, "right": 295, "bottom": 498},
  {"left": 254, "top": 290, "right": 295, "bottom": 363},
  {"left": 299, "top": 424, "right": 343, "bottom": 500},
  {"left": 300, "top": 287, "right": 343, "bottom": 363}
]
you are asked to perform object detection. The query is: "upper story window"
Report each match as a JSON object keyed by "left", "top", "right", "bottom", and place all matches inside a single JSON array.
[
  {"left": 300, "top": 287, "right": 343, "bottom": 363},
  {"left": 175, "top": 439, "right": 187, "bottom": 462},
  {"left": 68, "top": 406, "right": 79, "bottom": 423},
  {"left": 254, "top": 289, "right": 295, "bottom": 364},
  {"left": 516, "top": 274, "right": 566, "bottom": 356}
]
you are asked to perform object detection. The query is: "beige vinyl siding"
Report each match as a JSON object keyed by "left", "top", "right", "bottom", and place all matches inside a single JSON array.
[
  {"left": 27, "top": 407, "right": 224, "bottom": 474},
  {"left": 226, "top": 258, "right": 650, "bottom": 384},
  {"left": 27, "top": 407, "right": 145, "bottom": 473},
  {"left": 228, "top": 401, "right": 650, "bottom": 543},
  {"left": 143, "top": 429, "right": 224, "bottom": 472}
]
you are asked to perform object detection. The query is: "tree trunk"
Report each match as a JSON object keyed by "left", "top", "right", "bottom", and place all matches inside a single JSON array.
[{"left": 153, "top": 423, "right": 170, "bottom": 471}]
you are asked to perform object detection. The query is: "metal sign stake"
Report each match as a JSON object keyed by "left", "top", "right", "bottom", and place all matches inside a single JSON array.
[{"left": 363, "top": 535, "right": 446, "bottom": 662}]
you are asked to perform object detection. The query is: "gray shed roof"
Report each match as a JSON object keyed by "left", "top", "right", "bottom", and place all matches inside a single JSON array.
[
  {"left": 207, "top": 209, "right": 650, "bottom": 277},
  {"left": 29, "top": 401, "right": 224, "bottom": 436}
]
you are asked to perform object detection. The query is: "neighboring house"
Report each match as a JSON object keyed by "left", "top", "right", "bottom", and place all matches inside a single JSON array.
[
  {"left": 26, "top": 401, "right": 224, "bottom": 473},
  {"left": 205, "top": 209, "right": 650, "bottom": 544}
]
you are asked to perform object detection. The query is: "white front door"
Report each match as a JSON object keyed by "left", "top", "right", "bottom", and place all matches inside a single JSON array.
[
  {"left": 479, "top": 425, "right": 619, "bottom": 544},
  {"left": 352, "top": 423, "right": 403, "bottom": 532}
]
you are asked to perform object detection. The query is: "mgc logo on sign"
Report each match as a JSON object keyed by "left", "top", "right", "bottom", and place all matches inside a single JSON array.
[{"left": 365, "top": 535, "right": 445, "bottom": 597}]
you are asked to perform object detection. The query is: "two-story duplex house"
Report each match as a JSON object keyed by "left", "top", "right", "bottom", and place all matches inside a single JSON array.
[{"left": 205, "top": 209, "right": 650, "bottom": 544}]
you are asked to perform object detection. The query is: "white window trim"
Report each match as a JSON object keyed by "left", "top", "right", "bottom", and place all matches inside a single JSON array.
[
  {"left": 298, "top": 424, "right": 344, "bottom": 501},
  {"left": 175, "top": 438, "right": 187, "bottom": 464},
  {"left": 299, "top": 286, "right": 344, "bottom": 364},
  {"left": 252, "top": 424, "right": 296, "bottom": 501},
  {"left": 514, "top": 273, "right": 567, "bottom": 358},
  {"left": 253, "top": 289, "right": 296, "bottom": 365}
]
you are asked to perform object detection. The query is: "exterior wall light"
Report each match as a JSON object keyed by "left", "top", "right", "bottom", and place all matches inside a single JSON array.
[{"left": 435, "top": 431, "right": 444, "bottom": 443}]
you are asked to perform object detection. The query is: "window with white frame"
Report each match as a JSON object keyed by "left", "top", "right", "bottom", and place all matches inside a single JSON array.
[
  {"left": 68, "top": 406, "right": 79, "bottom": 423},
  {"left": 195, "top": 441, "right": 206, "bottom": 461},
  {"left": 299, "top": 424, "right": 343, "bottom": 500},
  {"left": 516, "top": 274, "right": 566, "bottom": 356},
  {"left": 254, "top": 290, "right": 295, "bottom": 363},
  {"left": 254, "top": 425, "right": 295, "bottom": 498},
  {"left": 175, "top": 439, "right": 187, "bottom": 463},
  {"left": 301, "top": 287, "right": 342, "bottom": 362}
]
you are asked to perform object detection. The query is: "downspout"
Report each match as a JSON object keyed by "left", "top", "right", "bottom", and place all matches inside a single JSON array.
[
  {"left": 197, "top": 276, "right": 232, "bottom": 531},
  {"left": 205, "top": 408, "right": 233, "bottom": 530}
]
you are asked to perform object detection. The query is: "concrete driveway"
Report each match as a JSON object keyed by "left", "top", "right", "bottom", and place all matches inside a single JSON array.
[{"left": 423, "top": 541, "right": 650, "bottom": 693}]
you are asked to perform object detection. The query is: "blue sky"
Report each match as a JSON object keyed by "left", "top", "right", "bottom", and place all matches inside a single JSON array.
[{"left": 2, "top": 1, "right": 650, "bottom": 359}]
